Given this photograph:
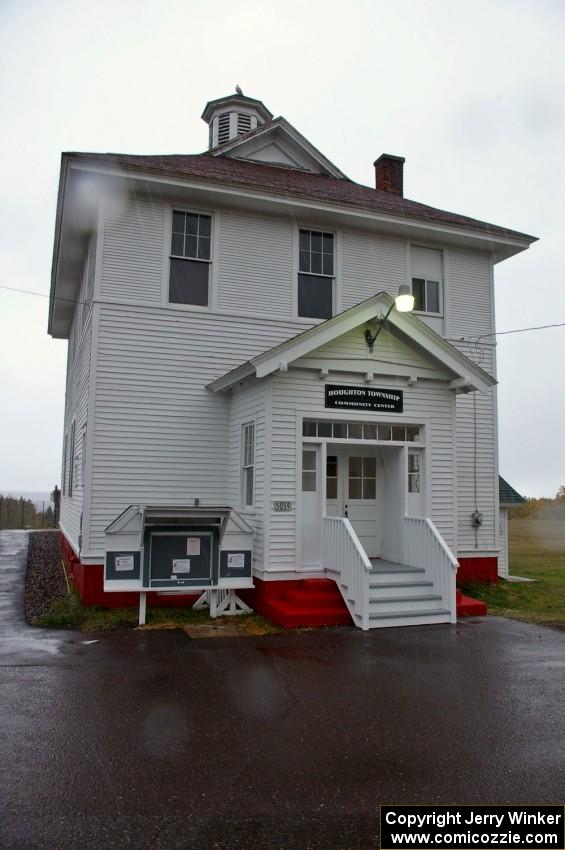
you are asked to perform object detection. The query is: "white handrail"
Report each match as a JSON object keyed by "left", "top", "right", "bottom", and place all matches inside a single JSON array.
[
  {"left": 322, "top": 516, "right": 371, "bottom": 630},
  {"left": 402, "top": 516, "right": 458, "bottom": 622}
]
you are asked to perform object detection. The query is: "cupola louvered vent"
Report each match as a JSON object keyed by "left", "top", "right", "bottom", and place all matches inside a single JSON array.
[
  {"left": 218, "top": 112, "right": 231, "bottom": 145},
  {"left": 237, "top": 113, "right": 252, "bottom": 136}
]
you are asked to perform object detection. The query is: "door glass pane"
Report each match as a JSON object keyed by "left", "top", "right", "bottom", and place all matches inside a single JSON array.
[
  {"left": 326, "top": 456, "right": 338, "bottom": 477},
  {"left": 363, "top": 478, "right": 376, "bottom": 499},
  {"left": 349, "top": 456, "right": 362, "bottom": 477},
  {"left": 363, "top": 457, "right": 376, "bottom": 477},
  {"left": 326, "top": 477, "right": 337, "bottom": 499},
  {"left": 348, "top": 478, "right": 362, "bottom": 499},
  {"left": 302, "top": 471, "right": 316, "bottom": 492},
  {"left": 408, "top": 453, "right": 420, "bottom": 473},
  {"left": 408, "top": 473, "right": 420, "bottom": 494},
  {"left": 302, "top": 450, "right": 317, "bottom": 472}
]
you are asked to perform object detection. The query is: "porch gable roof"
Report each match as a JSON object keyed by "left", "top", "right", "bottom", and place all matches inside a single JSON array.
[{"left": 206, "top": 292, "right": 497, "bottom": 394}]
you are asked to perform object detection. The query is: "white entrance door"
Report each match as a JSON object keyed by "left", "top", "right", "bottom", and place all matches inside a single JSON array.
[{"left": 345, "top": 454, "right": 380, "bottom": 557}]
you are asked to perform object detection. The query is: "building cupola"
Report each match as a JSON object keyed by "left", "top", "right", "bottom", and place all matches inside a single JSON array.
[{"left": 201, "top": 87, "right": 273, "bottom": 149}]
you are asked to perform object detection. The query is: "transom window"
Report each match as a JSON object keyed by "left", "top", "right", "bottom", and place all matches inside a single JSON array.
[
  {"left": 303, "top": 420, "right": 420, "bottom": 442},
  {"left": 349, "top": 456, "right": 376, "bottom": 500},
  {"left": 298, "top": 229, "right": 334, "bottom": 319},
  {"left": 169, "top": 211, "right": 211, "bottom": 307},
  {"left": 242, "top": 423, "right": 255, "bottom": 507}
]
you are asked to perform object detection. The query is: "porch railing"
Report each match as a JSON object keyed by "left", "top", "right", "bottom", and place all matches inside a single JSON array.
[
  {"left": 402, "top": 516, "right": 458, "bottom": 622},
  {"left": 322, "top": 516, "right": 371, "bottom": 630}
]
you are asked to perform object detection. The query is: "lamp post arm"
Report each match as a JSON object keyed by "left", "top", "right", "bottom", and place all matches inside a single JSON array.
[{"left": 364, "top": 302, "right": 395, "bottom": 353}]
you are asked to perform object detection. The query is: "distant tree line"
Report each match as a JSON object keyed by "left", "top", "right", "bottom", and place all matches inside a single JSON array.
[
  {"left": 509, "top": 486, "right": 565, "bottom": 520},
  {"left": 0, "top": 496, "right": 55, "bottom": 530}
]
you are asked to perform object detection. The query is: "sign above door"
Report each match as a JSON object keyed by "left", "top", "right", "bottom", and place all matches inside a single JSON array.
[{"left": 325, "top": 384, "right": 403, "bottom": 413}]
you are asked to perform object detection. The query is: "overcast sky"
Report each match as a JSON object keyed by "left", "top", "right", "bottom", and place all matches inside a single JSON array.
[{"left": 0, "top": 0, "right": 563, "bottom": 498}]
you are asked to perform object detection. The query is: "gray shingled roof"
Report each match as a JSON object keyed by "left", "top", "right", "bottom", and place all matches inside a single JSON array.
[{"left": 499, "top": 476, "right": 526, "bottom": 505}]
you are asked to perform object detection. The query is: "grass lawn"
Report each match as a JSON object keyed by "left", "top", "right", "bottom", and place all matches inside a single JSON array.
[
  {"left": 462, "top": 519, "right": 565, "bottom": 628},
  {"left": 34, "top": 587, "right": 280, "bottom": 635}
]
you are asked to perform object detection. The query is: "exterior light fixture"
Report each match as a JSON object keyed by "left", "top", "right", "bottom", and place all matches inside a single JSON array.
[{"left": 364, "top": 286, "right": 414, "bottom": 353}]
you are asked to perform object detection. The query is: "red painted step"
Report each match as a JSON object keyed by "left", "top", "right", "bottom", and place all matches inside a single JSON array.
[
  {"left": 456, "top": 589, "right": 487, "bottom": 617},
  {"left": 262, "top": 578, "right": 352, "bottom": 629}
]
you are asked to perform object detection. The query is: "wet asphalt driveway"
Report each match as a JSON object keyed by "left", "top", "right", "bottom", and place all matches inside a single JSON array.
[{"left": 1, "top": 531, "right": 564, "bottom": 850}]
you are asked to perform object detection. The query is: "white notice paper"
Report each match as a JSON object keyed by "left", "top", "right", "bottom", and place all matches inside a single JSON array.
[
  {"left": 115, "top": 555, "right": 134, "bottom": 572},
  {"left": 172, "top": 559, "right": 191, "bottom": 574},
  {"left": 227, "top": 553, "right": 245, "bottom": 570},
  {"left": 186, "top": 538, "right": 201, "bottom": 556}
]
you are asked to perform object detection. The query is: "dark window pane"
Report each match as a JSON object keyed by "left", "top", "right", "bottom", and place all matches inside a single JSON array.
[
  {"left": 171, "top": 233, "right": 184, "bottom": 256},
  {"left": 303, "top": 421, "right": 317, "bottom": 437},
  {"left": 311, "top": 252, "right": 322, "bottom": 274},
  {"left": 406, "top": 426, "right": 420, "bottom": 442},
  {"left": 363, "top": 423, "right": 377, "bottom": 439},
  {"left": 363, "top": 457, "right": 376, "bottom": 477},
  {"left": 302, "top": 450, "right": 317, "bottom": 472},
  {"left": 363, "top": 479, "right": 376, "bottom": 499},
  {"left": 323, "top": 233, "right": 333, "bottom": 255},
  {"left": 326, "top": 478, "right": 337, "bottom": 499},
  {"left": 299, "top": 250, "right": 310, "bottom": 272},
  {"left": 198, "top": 237, "right": 211, "bottom": 260},
  {"left": 412, "top": 278, "right": 425, "bottom": 311},
  {"left": 427, "top": 280, "right": 440, "bottom": 313},
  {"left": 311, "top": 232, "right": 322, "bottom": 253},
  {"left": 186, "top": 214, "right": 199, "bottom": 235},
  {"left": 349, "top": 456, "right": 362, "bottom": 477},
  {"left": 332, "top": 422, "right": 346, "bottom": 438},
  {"left": 378, "top": 425, "right": 391, "bottom": 441},
  {"left": 299, "top": 230, "right": 310, "bottom": 252},
  {"left": 172, "top": 211, "right": 185, "bottom": 234},
  {"left": 349, "top": 478, "right": 362, "bottom": 499},
  {"left": 326, "top": 456, "right": 338, "bottom": 477},
  {"left": 185, "top": 236, "right": 197, "bottom": 258},
  {"left": 169, "top": 258, "right": 209, "bottom": 306},
  {"left": 348, "top": 423, "right": 362, "bottom": 439},
  {"left": 322, "top": 254, "right": 334, "bottom": 276},
  {"left": 198, "top": 215, "right": 211, "bottom": 237},
  {"left": 298, "top": 274, "right": 333, "bottom": 319},
  {"left": 318, "top": 422, "right": 332, "bottom": 438},
  {"left": 392, "top": 426, "right": 405, "bottom": 441}
]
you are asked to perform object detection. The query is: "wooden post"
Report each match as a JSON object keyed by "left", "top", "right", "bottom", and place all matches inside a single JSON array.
[{"left": 138, "top": 591, "right": 147, "bottom": 626}]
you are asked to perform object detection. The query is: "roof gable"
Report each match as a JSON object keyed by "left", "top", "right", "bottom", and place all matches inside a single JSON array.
[
  {"left": 207, "top": 292, "right": 497, "bottom": 394},
  {"left": 499, "top": 476, "right": 526, "bottom": 505},
  {"left": 209, "top": 117, "right": 347, "bottom": 179}
]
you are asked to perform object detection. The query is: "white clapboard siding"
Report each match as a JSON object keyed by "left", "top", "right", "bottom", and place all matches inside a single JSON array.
[
  {"left": 446, "top": 249, "right": 492, "bottom": 338},
  {"left": 227, "top": 380, "right": 267, "bottom": 570},
  {"left": 269, "top": 367, "right": 456, "bottom": 572},
  {"left": 450, "top": 342, "right": 498, "bottom": 554},
  {"left": 101, "top": 194, "right": 165, "bottom": 304},
  {"left": 303, "top": 325, "right": 446, "bottom": 379},
  {"left": 216, "top": 210, "right": 293, "bottom": 316},
  {"left": 340, "top": 230, "right": 406, "bottom": 309},
  {"left": 86, "top": 304, "right": 307, "bottom": 556},
  {"left": 59, "top": 312, "right": 93, "bottom": 552}
]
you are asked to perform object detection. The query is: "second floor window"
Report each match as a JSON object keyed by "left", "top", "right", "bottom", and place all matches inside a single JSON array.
[
  {"left": 411, "top": 246, "right": 442, "bottom": 315},
  {"left": 298, "top": 229, "right": 334, "bottom": 319},
  {"left": 169, "top": 211, "right": 211, "bottom": 307}
]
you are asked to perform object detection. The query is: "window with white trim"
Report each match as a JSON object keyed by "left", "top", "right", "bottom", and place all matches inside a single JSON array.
[
  {"left": 408, "top": 450, "right": 421, "bottom": 493},
  {"left": 298, "top": 229, "right": 334, "bottom": 319},
  {"left": 169, "top": 211, "right": 212, "bottom": 306},
  {"left": 411, "top": 246, "right": 442, "bottom": 315},
  {"left": 241, "top": 423, "right": 255, "bottom": 507}
]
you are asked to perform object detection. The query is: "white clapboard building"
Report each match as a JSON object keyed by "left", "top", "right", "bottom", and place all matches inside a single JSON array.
[{"left": 48, "top": 89, "right": 535, "bottom": 628}]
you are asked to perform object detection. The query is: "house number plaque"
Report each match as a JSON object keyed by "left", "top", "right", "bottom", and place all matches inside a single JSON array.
[{"left": 273, "top": 501, "right": 293, "bottom": 512}]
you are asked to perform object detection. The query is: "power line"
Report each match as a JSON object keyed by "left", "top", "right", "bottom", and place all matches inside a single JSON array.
[{"left": 1, "top": 283, "right": 565, "bottom": 339}]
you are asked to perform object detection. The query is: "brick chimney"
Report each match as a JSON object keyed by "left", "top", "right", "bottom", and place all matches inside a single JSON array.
[{"left": 374, "top": 154, "right": 405, "bottom": 196}]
